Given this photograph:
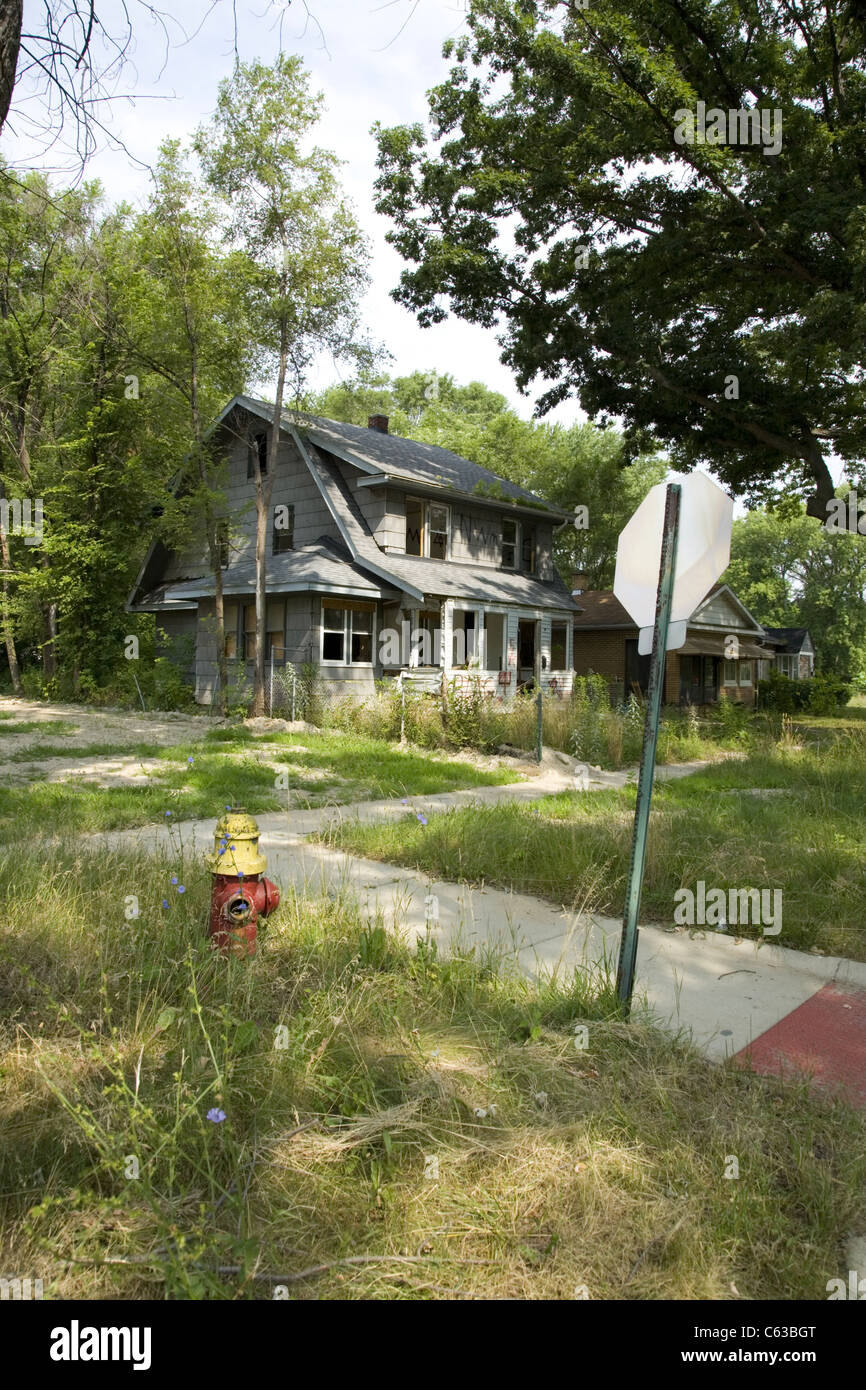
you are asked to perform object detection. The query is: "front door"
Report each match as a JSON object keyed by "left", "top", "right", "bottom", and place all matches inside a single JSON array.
[{"left": 517, "top": 619, "right": 536, "bottom": 689}]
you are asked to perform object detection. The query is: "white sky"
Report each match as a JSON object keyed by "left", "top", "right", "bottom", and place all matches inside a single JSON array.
[{"left": 5, "top": 0, "right": 579, "bottom": 420}]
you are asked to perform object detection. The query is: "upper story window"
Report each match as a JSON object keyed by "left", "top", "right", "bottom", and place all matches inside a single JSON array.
[
  {"left": 427, "top": 504, "right": 449, "bottom": 560},
  {"left": 521, "top": 529, "right": 536, "bottom": 574},
  {"left": 404, "top": 498, "right": 449, "bottom": 560},
  {"left": 502, "top": 518, "right": 518, "bottom": 569},
  {"left": 272, "top": 503, "right": 294, "bottom": 555},
  {"left": 248, "top": 431, "right": 268, "bottom": 480}
]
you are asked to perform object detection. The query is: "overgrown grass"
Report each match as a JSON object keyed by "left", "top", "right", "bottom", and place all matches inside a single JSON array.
[
  {"left": 322, "top": 679, "right": 760, "bottom": 768},
  {"left": 2, "top": 741, "right": 164, "bottom": 763},
  {"left": 1, "top": 847, "right": 862, "bottom": 1300},
  {"left": 320, "top": 729, "right": 866, "bottom": 961},
  {"left": 0, "top": 719, "right": 78, "bottom": 736},
  {"left": 0, "top": 734, "right": 518, "bottom": 845}
]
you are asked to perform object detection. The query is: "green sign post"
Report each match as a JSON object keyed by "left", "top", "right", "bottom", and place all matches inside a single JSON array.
[{"left": 615, "top": 482, "right": 681, "bottom": 1015}]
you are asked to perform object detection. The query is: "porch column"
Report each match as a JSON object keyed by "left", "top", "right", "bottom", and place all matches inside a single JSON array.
[{"left": 475, "top": 606, "right": 485, "bottom": 668}]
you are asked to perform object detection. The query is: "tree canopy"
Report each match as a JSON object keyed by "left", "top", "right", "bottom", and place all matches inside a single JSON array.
[{"left": 374, "top": 0, "right": 866, "bottom": 521}]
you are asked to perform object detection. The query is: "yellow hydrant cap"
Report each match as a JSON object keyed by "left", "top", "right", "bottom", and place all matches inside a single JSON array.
[{"left": 208, "top": 807, "right": 267, "bottom": 876}]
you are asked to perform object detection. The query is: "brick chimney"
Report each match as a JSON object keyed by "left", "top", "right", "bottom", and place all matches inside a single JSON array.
[
  {"left": 368, "top": 414, "right": 389, "bottom": 433},
  {"left": 571, "top": 570, "right": 589, "bottom": 594}
]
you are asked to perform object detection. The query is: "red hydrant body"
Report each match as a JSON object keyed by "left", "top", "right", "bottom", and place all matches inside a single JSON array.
[{"left": 207, "top": 809, "right": 280, "bottom": 958}]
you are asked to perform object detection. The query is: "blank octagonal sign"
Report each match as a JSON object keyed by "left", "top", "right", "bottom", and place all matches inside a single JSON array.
[{"left": 614, "top": 471, "right": 733, "bottom": 651}]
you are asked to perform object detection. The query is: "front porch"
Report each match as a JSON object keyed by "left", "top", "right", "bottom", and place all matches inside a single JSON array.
[{"left": 384, "top": 598, "right": 574, "bottom": 702}]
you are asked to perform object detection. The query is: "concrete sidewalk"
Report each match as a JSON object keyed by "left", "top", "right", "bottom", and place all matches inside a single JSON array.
[{"left": 99, "top": 767, "right": 866, "bottom": 1098}]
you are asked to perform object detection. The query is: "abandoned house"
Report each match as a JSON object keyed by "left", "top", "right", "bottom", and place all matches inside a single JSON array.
[{"left": 127, "top": 396, "right": 578, "bottom": 704}]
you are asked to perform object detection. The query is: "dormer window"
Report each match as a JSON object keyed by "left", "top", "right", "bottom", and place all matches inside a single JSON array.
[
  {"left": 248, "top": 432, "right": 268, "bottom": 479},
  {"left": 404, "top": 498, "right": 449, "bottom": 559},
  {"left": 502, "top": 518, "right": 518, "bottom": 569},
  {"left": 521, "top": 529, "right": 536, "bottom": 574}
]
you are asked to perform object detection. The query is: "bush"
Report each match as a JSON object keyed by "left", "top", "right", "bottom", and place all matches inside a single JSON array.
[{"left": 757, "top": 669, "right": 852, "bottom": 716}]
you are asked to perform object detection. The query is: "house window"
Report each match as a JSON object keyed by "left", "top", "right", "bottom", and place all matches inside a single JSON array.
[
  {"left": 738, "top": 660, "right": 752, "bottom": 685},
  {"left": 427, "top": 504, "right": 449, "bottom": 560},
  {"left": 550, "top": 622, "right": 568, "bottom": 671},
  {"left": 412, "top": 609, "right": 441, "bottom": 667},
  {"left": 272, "top": 503, "right": 294, "bottom": 554},
  {"left": 224, "top": 602, "right": 239, "bottom": 659},
  {"left": 404, "top": 498, "right": 449, "bottom": 559},
  {"left": 405, "top": 497, "right": 423, "bottom": 555},
  {"left": 322, "top": 606, "right": 345, "bottom": 662},
  {"left": 776, "top": 654, "right": 797, "bottom": 678},
  {"left": 266, "top": 600, "right": 286, "bottom": 660},
  {"left": 452, "top": 610, "right": 477, "bottom": 668},
  {"left": 723, "top": 659, "right": 738, "bottom": 684},
  {"left": 502, "top": 518, "right": 518, "bottom": 569},
  {"left": 321, "top": 603, "right": 375, "bottom": 666},
  {"left": 521, "top": 529, "right": 536, "bottom": 573},
  {"left": 248, "top": 432, "right": 268, "bottom": 480},
  {"left": 242, "top": 602, "right": 257, "bottom": 662}
]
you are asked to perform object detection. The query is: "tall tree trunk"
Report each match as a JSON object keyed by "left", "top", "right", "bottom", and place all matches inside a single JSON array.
[
  {"left": 253, "top": 310, "right": 289, "bottom": 717},
  {"left": 0, "top": 481, "right": 22, "bottom": 694},
  {"left": 0, "top": 0, "right": 22, "bottom": 134},
  {"left": 190, "top": 361, "right": 228, "bottom": 715}
]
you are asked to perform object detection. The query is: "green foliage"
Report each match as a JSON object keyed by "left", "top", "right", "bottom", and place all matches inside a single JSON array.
[
  {"left": 724, "top": 501, "right": 866, "bottom": 678},
  {"left": 758, "top": 670, "right": 852, "bottom": 715},
  {"left": 374, "top": 0, "right": 866, "bottom": 517}
]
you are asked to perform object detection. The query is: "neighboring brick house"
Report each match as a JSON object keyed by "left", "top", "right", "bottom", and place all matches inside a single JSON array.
[
  {"left": 572, "top": 582, "right": 784, "bottom": 707},
  {"left": 127, "top": 396, "right": 577, "bottom": 704}
]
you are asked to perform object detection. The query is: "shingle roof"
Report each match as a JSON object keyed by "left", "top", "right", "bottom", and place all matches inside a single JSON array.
[
  {"left": 572, "top": 591, "right": 635, "bottom": 627},
  {"left": 232, "top": 394, "right": 567, "bottom": 515},
  {"left": 136, "top": 537, "right": 398, "bottom": 606},
  {"left": 298, "top": 436, "right": 575, "bottom": 610},
  {"left": 763, "top": 627, "right": 811, "bottom": 652}
]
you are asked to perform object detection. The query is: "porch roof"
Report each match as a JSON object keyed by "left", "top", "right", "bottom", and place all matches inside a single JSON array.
[
  {"left": 680, "top": 635, "right": 770, "bottom": 659},
  {"left": 133, "top": 537, "right": 400, "bottom": 609}
]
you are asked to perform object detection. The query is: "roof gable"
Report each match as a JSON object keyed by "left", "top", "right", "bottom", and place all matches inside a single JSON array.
[{"left": 223, "top": 394, "right": 566, "bottom": 516}]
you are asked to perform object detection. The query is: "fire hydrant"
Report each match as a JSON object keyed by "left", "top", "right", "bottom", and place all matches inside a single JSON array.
[{"left": 206, "top": 808, "right": 280, "bottom": 958}]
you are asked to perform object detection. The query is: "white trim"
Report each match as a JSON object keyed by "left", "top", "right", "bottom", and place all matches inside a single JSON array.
[{"left": 319, "top": 598, "right": 376, "bottom": 668}]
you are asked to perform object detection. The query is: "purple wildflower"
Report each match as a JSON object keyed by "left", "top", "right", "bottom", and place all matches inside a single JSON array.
[{"left": 206, "top": 1108, "right": 226, "bottom": 1124}]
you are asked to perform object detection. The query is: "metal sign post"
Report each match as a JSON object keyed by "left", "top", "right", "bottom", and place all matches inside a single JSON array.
[{"left": 615, "top": 483, "right": 681, "bottom": 1015}]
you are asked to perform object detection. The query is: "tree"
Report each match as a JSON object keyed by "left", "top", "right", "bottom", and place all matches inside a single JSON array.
[
  {"left": 0, "top": 2, "right": 331, "bottom": 159},
  {"left": 0, "top": 168, "right": 98, "bottom": 689},
  {"left": 196, "top": 54, "right": 373, "bottom": 715},
  {"left": 374, "top": 0, "right": 866, "bottom": 521},
  {"left": 116, "top": 141, "right": 250, "bottom": 714},
  {"left": 724, "top": 502, "right": 866, "bottom": 678}
]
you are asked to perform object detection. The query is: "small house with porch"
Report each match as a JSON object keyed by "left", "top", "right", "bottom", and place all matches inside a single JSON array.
[{"left": 572, "top": 583, "right": 779, "bottom": 706}]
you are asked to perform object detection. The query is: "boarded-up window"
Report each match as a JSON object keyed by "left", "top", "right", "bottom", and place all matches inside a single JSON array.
[
  {"left": 521, "top": 529, "right": 536, "bottom": 573},
  {"left": 224, "top": 602, "right": 238, "bottom": 660},
  {"left": 550, "top": 622, "right": 568, "bottom": 670},
  {"left": 266, "top": 600, "right": 286, "bottom": 659},
  {"left": 405, "top": 498, "right": 423, "bottom": 555},
  {"left": 243, "top": 603, "right": 257, "bottom": 662}
]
